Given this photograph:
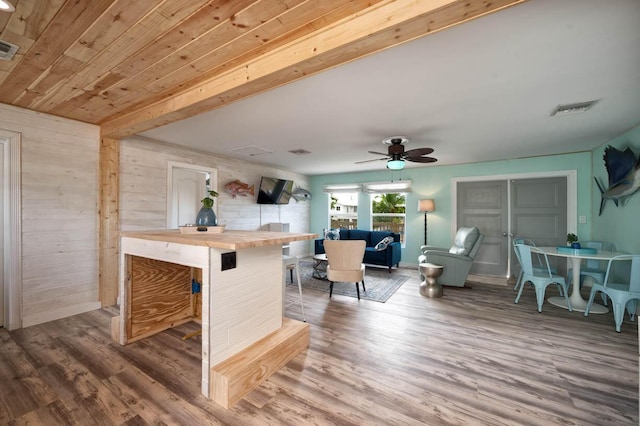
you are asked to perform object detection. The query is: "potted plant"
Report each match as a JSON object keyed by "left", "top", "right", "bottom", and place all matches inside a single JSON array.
[
  {"left": 566, "top": 233, "right": 579, "bottom": 247},
  {"left": 196, "top": 190, "right": 219, "bottom": 226}
]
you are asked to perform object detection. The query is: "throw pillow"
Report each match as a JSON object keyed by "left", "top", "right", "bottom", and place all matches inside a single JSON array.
[
  {"left": 323, "top": 228, "right": 340, "bottom": 240},
  {"left": 374, "top": 236, "right": 394, "bottom": 251}
]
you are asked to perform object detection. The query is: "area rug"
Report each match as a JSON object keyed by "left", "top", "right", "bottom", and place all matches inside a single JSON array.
[{"left": 297, "top": 260, "right": 409, "bottom": 302}]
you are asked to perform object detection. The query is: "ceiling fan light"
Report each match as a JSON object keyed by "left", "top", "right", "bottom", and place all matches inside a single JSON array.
[{"left": 387, "top": 159, "right": 405, "bottom": 170}]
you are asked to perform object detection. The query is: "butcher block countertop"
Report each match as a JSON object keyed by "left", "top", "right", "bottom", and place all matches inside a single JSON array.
[{"left": 120, "top": 229, "right": 318, "bottom": 250}]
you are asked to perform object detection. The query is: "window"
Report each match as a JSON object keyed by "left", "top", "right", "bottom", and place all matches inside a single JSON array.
[
  {"left": 371, "top": 193, "right": 406, "bottom": 244},
  {"left": 329, "top": 192, "right": 358, "bottom": 230}
]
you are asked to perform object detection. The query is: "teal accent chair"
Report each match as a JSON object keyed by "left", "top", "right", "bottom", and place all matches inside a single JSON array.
[
  {"left": 514, "top": 244, "right": 571, "bottom": 313},
  {"left": 418, "top": 226, "right": 484, "bottom": 287},
  {"left": 584, "top": 255, "right": 640, "bottom": 332}
]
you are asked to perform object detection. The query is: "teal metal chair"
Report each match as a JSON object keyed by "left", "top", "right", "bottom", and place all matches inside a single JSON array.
[
  {"left": 568, "top": 240, "right": 616, "bottom": 285},
  {"left": 514, "top": 244, "right": 571, "bottom": 312},
  {"left": 512, "top": 238, "right": 557, "bottom": 291},
  {"left": 568, "top": 241, "right": 616, "bottom": 304},
  {"left": 584, "top": 255, "right": 640, "bottom": 332}
]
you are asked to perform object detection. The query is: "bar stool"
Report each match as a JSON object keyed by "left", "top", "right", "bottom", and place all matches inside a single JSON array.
[{"left": 282, "top": 255, "right": 306, "bottom": 322}]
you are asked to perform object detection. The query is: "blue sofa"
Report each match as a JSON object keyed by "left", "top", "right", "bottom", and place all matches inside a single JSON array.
[{"left": 314, "top": 229, "right": 402, "bottom": 272}]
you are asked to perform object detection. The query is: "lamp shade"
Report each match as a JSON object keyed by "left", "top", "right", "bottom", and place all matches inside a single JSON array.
[{"left": 418, "top": 199, "right": 435, "bottom": 212}]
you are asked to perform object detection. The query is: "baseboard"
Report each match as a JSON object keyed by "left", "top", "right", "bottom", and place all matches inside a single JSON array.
[
  {"left": 22, "top": 301, "right": 102, "bottom": 328},
  {"left": 467, "top": 274, "right": 509, "bottom": 286}
]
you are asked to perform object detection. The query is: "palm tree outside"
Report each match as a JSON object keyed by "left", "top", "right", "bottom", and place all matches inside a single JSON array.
[{"left": 372, "top": 193, "right": 406, "bottom": 243}]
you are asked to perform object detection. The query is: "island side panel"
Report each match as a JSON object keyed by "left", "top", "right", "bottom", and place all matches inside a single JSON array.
[
  {"left": 118, "top": 237, "right": 210, "bottom": 345},
  {"left": 208, "top": 244, "right": 283, "bottom": 367},
  {"left": 128, "top": 256, "right": 192, "bottom": 340}
]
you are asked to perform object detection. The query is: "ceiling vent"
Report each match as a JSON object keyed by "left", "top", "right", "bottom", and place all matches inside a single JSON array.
[
  {"left": 288, "top": 149, "right": 311, "bottom": 155},
  {"left": 0, "top": 39, "right": 19, "bottom": 61},
  {"left": 550, "top": 100, "right": 598, "bottom": 116},
  {"left": 228, "top": 145, "right": 272, "bottom": 156}
]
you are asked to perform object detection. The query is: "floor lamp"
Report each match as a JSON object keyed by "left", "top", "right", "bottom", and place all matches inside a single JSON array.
[{"left": 418, "top": 199, "right": 435, "bottom": 246}]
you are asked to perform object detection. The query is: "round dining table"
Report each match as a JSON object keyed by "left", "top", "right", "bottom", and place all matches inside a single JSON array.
[{"left": 537, "top": 246, "right": 625, "bottom": 314}]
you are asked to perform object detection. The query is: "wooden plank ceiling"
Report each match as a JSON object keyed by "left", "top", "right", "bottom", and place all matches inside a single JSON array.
[{"left": 0, "top": 0, "right": 525, "bottom": 138}]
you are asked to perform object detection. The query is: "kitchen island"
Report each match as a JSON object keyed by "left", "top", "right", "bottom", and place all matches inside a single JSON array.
[{"left": 111, "top": 229, "right": 316, "bottom": 408}]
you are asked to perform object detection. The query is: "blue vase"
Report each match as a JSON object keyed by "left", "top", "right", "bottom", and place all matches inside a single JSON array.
[{"left": 196, "top": 207, "right": 217, "bottom": 226}]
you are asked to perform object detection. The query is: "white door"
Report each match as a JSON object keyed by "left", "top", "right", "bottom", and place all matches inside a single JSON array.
[{"left": 170, "top": 168, "right": 208, "bottom": 228}]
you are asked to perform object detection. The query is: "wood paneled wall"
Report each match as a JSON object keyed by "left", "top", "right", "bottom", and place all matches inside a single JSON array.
[
  {"left": 0, "top": 103, "right": 101, "bottom": 327},
  {"left": 0, "top": 103, "right": 312, "bottom": 327},
  {"left": 119, "top": 137, "right": 311, "bottom": 256}
]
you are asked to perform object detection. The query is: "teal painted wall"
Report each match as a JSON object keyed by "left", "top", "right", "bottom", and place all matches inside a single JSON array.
[
  {"left": 591, "top": 125, "right": 640, "bottom": 254},
  {"left": 310, "top": 152, "right": 593, "bottom": 266}
]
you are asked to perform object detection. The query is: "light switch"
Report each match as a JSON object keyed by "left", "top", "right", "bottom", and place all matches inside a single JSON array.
[{"left": 578, "top": 215, "right": 587, "bottom": 224}]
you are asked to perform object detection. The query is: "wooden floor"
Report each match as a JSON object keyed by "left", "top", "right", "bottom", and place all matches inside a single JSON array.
[{"left": 1, "top": 269, "right": 638, "bottom": 425}]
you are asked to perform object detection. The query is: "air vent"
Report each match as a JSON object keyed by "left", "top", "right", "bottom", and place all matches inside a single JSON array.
[
  {"left": 228, "top": 146, "right": 272, "bottom": 156},
  {"left": 288, "top": 149, "right": 311, "bottom": 155},
  {"left": 550, "top": 100, "right": 598, "bottom": 116},
  {"left": 0, "top": 39, "right": 19, "bottom": 61}
]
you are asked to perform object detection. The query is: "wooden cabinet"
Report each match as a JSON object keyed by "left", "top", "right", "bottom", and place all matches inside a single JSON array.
[{"left": 128, "top": 256, "right": 194, "bottom": 341}]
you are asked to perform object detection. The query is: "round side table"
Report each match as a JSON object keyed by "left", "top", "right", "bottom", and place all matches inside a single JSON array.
[
  {"left": 419, "top": 263, "right": 443, "bottom": 298},
  {"left": 312, "top": 254, "right": 328, "bottom": 280}
]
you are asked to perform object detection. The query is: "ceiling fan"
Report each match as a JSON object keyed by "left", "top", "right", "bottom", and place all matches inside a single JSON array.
[{"left": 356, "top": 136, "right": 437, "bottom": 170}]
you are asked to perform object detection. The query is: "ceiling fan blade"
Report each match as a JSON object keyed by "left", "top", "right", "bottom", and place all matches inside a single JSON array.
[
  {"left": 361, "top": 140, "right": 435, "bottom": 165},
  {"left": 355, "top": 157, "right": 388, "bottom": 164},
  {"left": 406, "top": 156, "right": 438, "bottom": 163},
  {"left": 403, "top": 147, "right": 434, "bottom": 156}
]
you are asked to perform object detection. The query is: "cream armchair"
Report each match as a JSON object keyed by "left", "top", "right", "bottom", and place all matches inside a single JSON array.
[
  {"left": 418, "top": 226, "right": 484, "bottom": 287},
  {"left": 324, "top": 240, "right": 366, "bottom": 299}
]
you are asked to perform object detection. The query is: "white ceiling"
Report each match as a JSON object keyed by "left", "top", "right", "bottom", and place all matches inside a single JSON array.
[{"left": 140, "top": 0, "right": 640, "bottom": 176}]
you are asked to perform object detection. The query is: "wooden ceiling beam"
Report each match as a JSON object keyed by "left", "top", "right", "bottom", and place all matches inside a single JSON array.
[
  {"left": 102, "top": 0, "right": 525, "bottom": 139},
  {"left": 60, "top": 0, "right": 317, "bottom": 122}
]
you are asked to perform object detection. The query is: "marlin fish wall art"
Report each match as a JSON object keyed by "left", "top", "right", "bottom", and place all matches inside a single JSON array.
[{"left": 594, "top": 145, "right": 640, "bottom": 215}]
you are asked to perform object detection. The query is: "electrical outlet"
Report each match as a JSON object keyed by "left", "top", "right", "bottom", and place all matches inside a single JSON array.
[
  {"left": 578, "top": 215, "right": 587, "bottom": 224},
  {"left": 221, "top": 251, "right": 236, "bottom": 270}
]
